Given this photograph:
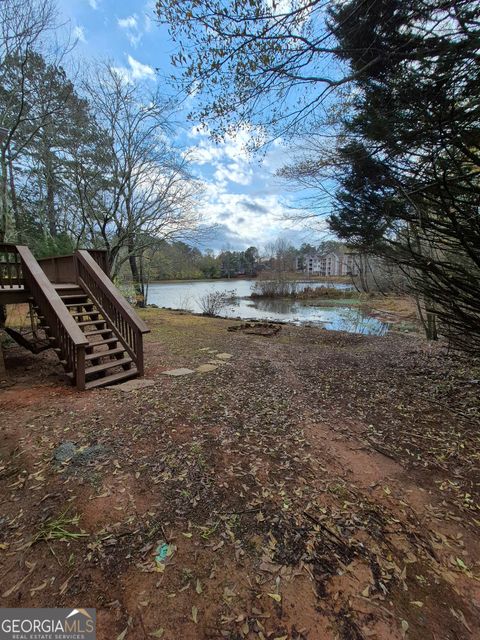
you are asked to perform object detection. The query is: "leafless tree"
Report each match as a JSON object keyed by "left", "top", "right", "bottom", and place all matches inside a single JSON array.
[
  {"left": 264, "top": 237, "right": 297, "bottom": 273},
  {"left": 71, "top": 64, "right": 204, "bottom": 303}
]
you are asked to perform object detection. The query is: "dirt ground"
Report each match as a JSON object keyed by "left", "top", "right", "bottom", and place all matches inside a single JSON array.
[{"left": 0, "top": 309, "right": 479, "bottom": 640}]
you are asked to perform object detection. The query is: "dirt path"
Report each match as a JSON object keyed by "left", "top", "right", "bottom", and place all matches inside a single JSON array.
[{"left": 0, "top": 310, "right": 479, "bottom": 640}]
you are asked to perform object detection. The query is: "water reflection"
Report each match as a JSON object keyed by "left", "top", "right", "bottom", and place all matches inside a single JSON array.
[
  {"left": 320, "top": 307, "right": 388, "bottom": 336},
  {"left": 251, "top": 297, "right": 298, "bottom": 314},
  {"left": 147, "top": 279, "right": 388, "bottom": 336}
]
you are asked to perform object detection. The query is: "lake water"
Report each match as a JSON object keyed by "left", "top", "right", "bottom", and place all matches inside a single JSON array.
[{"left": 146, "top": 279, "right": 389, "bottom": 336}]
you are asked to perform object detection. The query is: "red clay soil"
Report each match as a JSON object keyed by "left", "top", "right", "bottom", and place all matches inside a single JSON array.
[{"left": 0, "top": 309, "right": 479, "bottom": 640}]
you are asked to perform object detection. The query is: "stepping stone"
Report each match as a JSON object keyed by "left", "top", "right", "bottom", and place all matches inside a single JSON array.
[
  {"left": 161, "top": 368, "right": 195, "bottom": 377},
  {"left": 109, "top": 379, "right": 155, "bottom": 392},
  {"left": 196, "top": 363, "right": 218, "bottom": 373},
  {"left": 215, "top": 353, "right": 233, "bottom": 360}
]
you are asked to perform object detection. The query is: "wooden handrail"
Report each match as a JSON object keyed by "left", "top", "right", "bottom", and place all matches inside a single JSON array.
[
  {"left": 16, "top": 245, "right": 88, "bottom": 389},
  {"left": 75, "top": 249, "right": 149, "bottom": 375},
  {"left": 36, "top": 249, "right": 107, "bottom": 262},
  {"left": 86, "top": 249, "right": 109, "bottom": 276}
]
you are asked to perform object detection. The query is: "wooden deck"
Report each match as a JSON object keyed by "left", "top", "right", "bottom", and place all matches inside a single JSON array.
[
  {"left": 0, "top": 285, "right": 29, "bottom": 305},
  {"left": 1, "top": 244, "right": 149, "bottom": 390},
  {"left": 0, "top": 283, "right": 80, "bottom": 305}
]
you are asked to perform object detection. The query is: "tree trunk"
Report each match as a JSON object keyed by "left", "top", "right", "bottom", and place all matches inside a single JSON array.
[
  {"left": 44, "top": 146, "right": 57, "bottom": 237},
  {"left": 426, "top": 311, "right": 438, "bottom": 341},
  {"left": 128, "top": 241, "right": 145, "bottom": 307},
  {"left": 0, "top": 150, "right": 10, "bottom": 242},
  {"left": 7, "top": 150, "right": 19, "bottom": 233},
  {"left": 0, "top": 305, "right": 6, "bottom": 381}
]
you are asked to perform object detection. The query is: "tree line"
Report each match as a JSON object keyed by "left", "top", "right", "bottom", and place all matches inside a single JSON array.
[
  {"left": 157, "top": 0, "right": 480, "bottom": 354},
  {"left": 119, "top": 239, "right": 355, "bottom": 287},
  {"left": 124, "top": 242, "right": 262, "bottom": 283}
]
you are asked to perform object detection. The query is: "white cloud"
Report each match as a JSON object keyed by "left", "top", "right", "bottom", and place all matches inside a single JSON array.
[
  {"left": 203, "top": 189, "right": 295, "bottom": 246},
  {"left": 265, "top": 0, "right": 296, "bottom": 13},
  {"left": 196, "top": 170, "right": 298, "bottom": 247},
  {"left": 128, "top": 55, "right": 154, "bottom": 79},
  {"left": 213, "top": 162, "right": 253, "bottom": 187},
  {"left": 88, "top": 0, "right": 98, "bottom": 9},
  {"left": 187, "top": 124, "right": 261, "bottom": 188},
  {"left": 118, "top": 15, "right": 137, "bottom": 29},
  {"left": 142, "top": 1, "right": 156, "bottom": 31},
  {"left": 117, "top": 13, "right": 144, "bottom": 46},
  {"left": 72, "top": 25, "right": 86, "bottom": 43},
  {"left": 111, "top": 55, "right": 155, "bottom": 83},
  {"left": 186, "top": 123, "right": 311, "bottom": 247}
]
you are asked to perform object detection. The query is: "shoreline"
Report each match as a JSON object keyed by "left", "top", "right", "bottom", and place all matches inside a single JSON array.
[
  {"left": 137, "top": 274, "right": 355, "bottom": 285},
  {"left": 145, "top": 293, "right": 418, "bottom": 334}
]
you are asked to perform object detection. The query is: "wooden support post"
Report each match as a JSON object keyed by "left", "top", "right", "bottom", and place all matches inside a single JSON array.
[
  {"left": 0, "top": 337, "right": 6, "bottom": 381},
  {"left": 0, "top": 303, "right": 6, "bottom": 381}
]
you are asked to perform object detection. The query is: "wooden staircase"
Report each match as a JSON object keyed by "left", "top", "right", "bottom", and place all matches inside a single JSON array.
[
  {"left": 1, "top": 244, "right": 149, "bottom": 390},
  {"left": 36, "top": 283, "right": 139, "bottom": 389}
]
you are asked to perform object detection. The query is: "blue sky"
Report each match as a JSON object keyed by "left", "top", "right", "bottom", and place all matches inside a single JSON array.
[{"left": 56, "top": 0, "right": 325, "bottom": 252}]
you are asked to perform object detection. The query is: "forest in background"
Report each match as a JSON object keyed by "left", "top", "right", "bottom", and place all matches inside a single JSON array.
[{"left": 117, "top": 239, "right": 350, "bottom": 283}]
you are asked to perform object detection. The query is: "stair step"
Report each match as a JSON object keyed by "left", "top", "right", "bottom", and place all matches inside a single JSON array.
[
  {"left": 54, "top": 283, "right": 81, "bottom": 289},
  {"left": 85, "top": 356, "right": 132, "bottom": 375},
  {"left": 84, "top": 329, "right": 112, "bottom": 337},
  {"left": 86, "top": 337, "right": 117, "bottom": 349},
  {"left": 65, "top": 302, "right": 92, "bottom": 309},
  {"left": 58, "top": 345, "right": 121, "bottom": 358},
  {"left": 77, "top": 320, "right": 106, "bottom": 327},
  {"left": 71, "top": 311, "right": 102, "bottom": 319},
  {"left": 85, "top": 346, "right": 125, "bottom": 361},
  {"left": 85, "top": 367, "right": 138, "bottom": 390},
  {"left": 60, "top": 294, "right": 89, "bottom": 301}
]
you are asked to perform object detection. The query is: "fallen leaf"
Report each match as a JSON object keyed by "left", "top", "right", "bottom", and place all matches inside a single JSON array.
[
  {"left": 450, "top": 608, "right": 472, "bottom": 633},
  {"left": 2, "top": 562, "right": 37, "bottom": 598},
  {"left": 116, "top": 628, "right": 128, "bottom": 640},
  {"left": 30, "top": 580, "right": 47, "bottom": 595}
]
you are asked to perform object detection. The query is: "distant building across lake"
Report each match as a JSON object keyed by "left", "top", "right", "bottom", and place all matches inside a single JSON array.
[{"left": 295, "top": 251, "right": 358, "bottom": 276}]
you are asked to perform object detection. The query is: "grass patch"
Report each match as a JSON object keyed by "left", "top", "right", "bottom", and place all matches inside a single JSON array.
[{"left": 34, "top": 510, "right": 88, "bottom": 543}]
